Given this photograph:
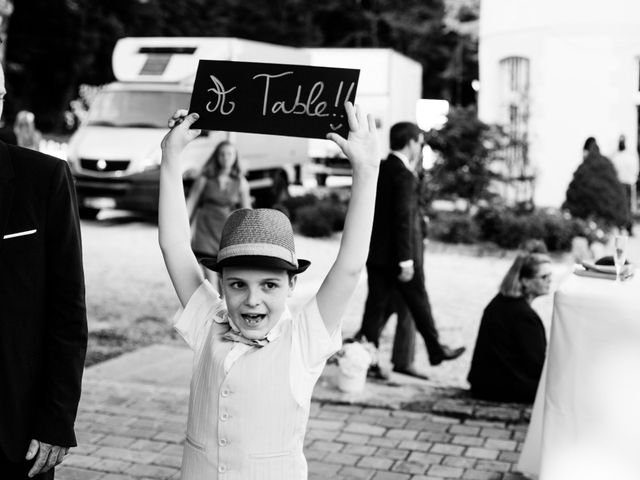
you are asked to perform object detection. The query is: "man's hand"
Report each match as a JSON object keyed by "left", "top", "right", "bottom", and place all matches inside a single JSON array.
[
  {"left": 398, "top": 264, "right": 414, "bottom": 282},
  {"left": 26, "top": 439, "right": 68, "bottom": 478}
]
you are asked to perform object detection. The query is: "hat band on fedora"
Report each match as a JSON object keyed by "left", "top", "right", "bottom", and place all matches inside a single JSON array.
[{"left": 217, "top": 243, "right": 299, "bottom": 268}]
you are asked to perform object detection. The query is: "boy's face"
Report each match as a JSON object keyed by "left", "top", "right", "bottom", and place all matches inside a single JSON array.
[{"left": 221, "top": 267, "right": 297, "bottom": 340}]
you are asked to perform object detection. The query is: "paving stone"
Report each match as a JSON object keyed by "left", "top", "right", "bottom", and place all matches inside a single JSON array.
[
  {"left": 342, "top": 444, "right": 378, "bottom": 456},
  {"left": 337, "top": 465, "right": 376, "bottom": 479},
  {"left": 484, "top": 438, "right": 517, "bottom": 452},
  {"left": 416, "top": 432, "right": 453, "bottom": 443},
  {"left": 406, "top": 451, "right": 444, "bottom": 467},
  {"left": 96, "top": 435, "right": 137, "bottom": 448},
  {"left": 478, "top": 428, "right": 511, "bottom": 439},
  {"left": 497, "top": 451, "right": 520, "bottom": 463},
  {"left": 317, "top": 410, "right": 351, "bottom": 421},
  {"left": 464, "top": 447, "right": 500, "bottom": 460},
  {"left": 308, "top": 460, "right": 342, "bottom": 475},
  {"left": 386, "top": 429, "right": 419, "bottom": 440},
  {"left": 431, "top": 399, "right": 475, "bottom": 417},
  {"left": 93, "top": 446, "right": 158, "bottom": 464},
  {"left": 92, "top": 458, "right": 133, "bottom": 473},
  {"left": 152, "top": 431, "right": 185, "bottom": 443},
  {"left": 308, "top": 428, "right": 340, "bottom": 441},
  {"left": 426, "top": 464, "right": 464, "bottom": 478},
  {"left": 130, "top": 439, "right": 170, "bottom": 452},
  {"left": 441, "top": 455, "right": 477, "bottom": 469},
  {"left": 308, "top": 418, "right": 346, "bottom": 430},
  {"left": 370, "top": 471, "right": 412, "bottom": 480},
  {"left": 390, "top": 460, "right": 428, "bottom": 474},
  {"left": 305, "top": 449, "right": 327, "bottom": 461},
  {"left": 358, "top": 456, "right": 396, "bottom": 470},
  {"left": 451, "top": 435, "right": 484, "bottom": 447},
  {"left": 397, "top": 440, "right": 433, "bottom": 452},
  {"left": 429, "top": 443, "right": 465, "bottom": 456},
  {"left": 346, "top": 422, "right": 387, "bottom": 436},
  {"left": 368, "top": 437, "right": 401, "bottom": 448},
  {"left": 473, "top": 460, "right": 511, "bottom": 472},
  {"left": 62, "top": 454, "right": 100, "bottom": 470},
  {"left": 461, "top": 470, "right": 502, "bottom": 480},
  {"left": 374, "top": 416, "right": 410, "bottom": 428},
  {"left": 56, "top": 466, "right": 104, "bottom": 480},
  {"left": 448, "top": 425, "right": 481, "bottom": 436},
  {"left": 474, "top": 406, "right": 521, "bottom": 422},
  {"left": 375, "top": 447, "right": 410, "bottom": 460},
  {"left": 310, "top": 440, "right": 344, "bottom": 453},
  {"left": 328, "top": 452, "right": 362, "bottom": 466},
  {"left": 126, "top": 463, "right": 178, "bottom": 478},
  {"left": 152, "top": 455, "right": 182, "bottom": 469},
  {"left": 336, "top": 432, "right": 370, "bottom": 444},
  {"left": 362, "top": 407, "right": 392, "bottom": 417}
]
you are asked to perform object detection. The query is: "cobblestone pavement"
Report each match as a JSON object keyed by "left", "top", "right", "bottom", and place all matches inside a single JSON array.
[{"left": 58, "top": 377, "right": 529, "bottom": 480}]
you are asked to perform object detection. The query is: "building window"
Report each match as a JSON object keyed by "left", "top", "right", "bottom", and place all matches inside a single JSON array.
[{"left": 499, "top": 56, "right": 533, "bottom": 208}]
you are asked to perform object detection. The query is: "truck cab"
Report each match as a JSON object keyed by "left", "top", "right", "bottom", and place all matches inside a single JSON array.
[{"left": 67, "top": 37, "right": 310, "bottom": 218}]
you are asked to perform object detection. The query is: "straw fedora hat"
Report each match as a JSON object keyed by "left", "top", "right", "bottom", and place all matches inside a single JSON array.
[{"left": 199, "top": 208, "right": 311, "bottom": 274}]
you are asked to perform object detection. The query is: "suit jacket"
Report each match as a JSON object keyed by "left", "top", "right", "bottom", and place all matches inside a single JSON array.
[
  {"left": 367, "top": 153, "right": 422, "bottom": 269},
  {"left": 0, "top": 141, "right": 87, "bottom": 461}
]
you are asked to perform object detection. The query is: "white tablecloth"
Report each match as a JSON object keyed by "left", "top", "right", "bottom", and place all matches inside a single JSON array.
[{"left": 518, "top": 271, "right": 640, "bottom": 480}]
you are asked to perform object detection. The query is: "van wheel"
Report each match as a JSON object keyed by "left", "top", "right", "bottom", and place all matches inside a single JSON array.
[
  {"left": 79, "top": 207, "right": 100, "bottom": 220},
  {"left": 316, "top": 173, "right": 328, "bottom": 186}
]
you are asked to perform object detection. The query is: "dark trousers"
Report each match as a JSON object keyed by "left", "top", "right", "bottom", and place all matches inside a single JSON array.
[
  {"left": 0, "top": 447, "right": 54, "bottom": 480},
  {"left": 360, "top": 264, "right": 444, "bottom": 364},
  {"left": 387, "top": 294, "right": 416, "bottom": 369}
]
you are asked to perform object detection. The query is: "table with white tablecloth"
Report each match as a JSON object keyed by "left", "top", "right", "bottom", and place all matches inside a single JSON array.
[{"left": 518, "top": 271, "right": 640, "bottom": 480}]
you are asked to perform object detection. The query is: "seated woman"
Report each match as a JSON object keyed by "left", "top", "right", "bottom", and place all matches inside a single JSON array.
[{"left": 467, "top": 245, "right": 552, "bottom": 403}]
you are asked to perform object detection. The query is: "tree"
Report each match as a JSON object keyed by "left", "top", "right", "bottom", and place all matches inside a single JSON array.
[
  {"left": 425, "top": 106, "right": 502, "bottom": 207},
  {"left": 563, "top": 151, "right": 629, "bottom": 228}
]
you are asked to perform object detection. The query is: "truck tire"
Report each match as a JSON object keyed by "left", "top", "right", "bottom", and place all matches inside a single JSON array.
[
  {"left": 79, "top": 207, "right": 100, "bottom": 220},
  {"left": 316, "top": 173, "right": 328, "bottom": 186}
]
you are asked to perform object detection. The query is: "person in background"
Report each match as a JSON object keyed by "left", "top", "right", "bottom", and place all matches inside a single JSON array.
[
  {"left": 356, "top": 121, "right": 465, "bottom": 380},
  {"left": 187, "top": 140, "right": 251, "bottom": 287},
  {"left": 610, "top": 134, "right": 639, "bottom": 236},
  {"left": 0, "top": 63, "right": 87, "bottom": 478},
  {"left": 467, "top": 240, "right": 551, "bottom": 404},
  {"left": 13, "top": 110, "right": 42, "bottom": 151}
]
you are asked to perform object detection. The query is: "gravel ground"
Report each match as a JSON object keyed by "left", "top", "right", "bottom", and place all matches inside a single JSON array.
[{"left": 81, "top": 210, "right": 639, "bottom": 387}]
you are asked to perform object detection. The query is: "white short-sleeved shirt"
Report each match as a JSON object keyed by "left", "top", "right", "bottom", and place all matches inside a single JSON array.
[{"left": 173, "top": 280, "right": 341, "bottom": 479}]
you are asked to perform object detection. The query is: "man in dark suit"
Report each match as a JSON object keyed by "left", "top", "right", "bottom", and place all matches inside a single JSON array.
[
  {"left": 0, "top": 61, "right": 87, "bottom": 478},
  {"left": 358, "top": 122, "right": 464, "bottom": 379}
]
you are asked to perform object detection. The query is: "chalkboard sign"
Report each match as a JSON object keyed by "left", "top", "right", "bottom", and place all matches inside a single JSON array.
[{"left": 188, "top": 60, "right": 360, "bottom": 139}]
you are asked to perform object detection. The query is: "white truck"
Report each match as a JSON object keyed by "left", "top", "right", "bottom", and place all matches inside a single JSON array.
[
  {"left": 305, "top": 48, "right": 423, "bottom": 185},
  {"left": 67, "top": 37, "right": 310, "bottom": 218}
]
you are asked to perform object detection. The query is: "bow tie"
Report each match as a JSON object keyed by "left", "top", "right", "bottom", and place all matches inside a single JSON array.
[{"left": 222, "top": 330, "right": 269, "bottom": 348}]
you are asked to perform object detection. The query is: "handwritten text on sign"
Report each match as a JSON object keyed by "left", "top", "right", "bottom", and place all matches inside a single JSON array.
[{"left": 188, "top": 60, "right": 360, "bottom": 139}]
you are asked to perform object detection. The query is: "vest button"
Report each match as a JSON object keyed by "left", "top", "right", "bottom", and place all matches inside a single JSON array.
[
  {"left": 221, "top": 389, "right": 230, "bottom": 397},
  {"left": 220, "top": 412, "right": 230, "bottom": 421},
  {"left": 218, "top": 464, "right": 227, "bottom": 473},
  {"left": 219, "top": 438, "right": 228, "bottom": 447}
]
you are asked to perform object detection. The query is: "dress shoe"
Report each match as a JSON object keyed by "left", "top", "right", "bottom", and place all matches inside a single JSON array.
[
  {"left": 392, "top": 365, "right": 429, "bottom": 381},
  {"left": 367, "top": 364, "right": 390, "bottom": 381},
  {"left": 430, "top": 346, "right": 466, "bottom": 366}
]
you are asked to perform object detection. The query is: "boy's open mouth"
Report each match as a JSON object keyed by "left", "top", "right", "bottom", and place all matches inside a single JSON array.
[{"left": 241, "top": 313, "right": 267, "bottom": 326}]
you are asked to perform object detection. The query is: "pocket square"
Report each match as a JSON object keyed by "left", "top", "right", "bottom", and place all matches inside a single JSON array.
[{"left": 3, "top": 229, "right": 37, "bottom": 240}]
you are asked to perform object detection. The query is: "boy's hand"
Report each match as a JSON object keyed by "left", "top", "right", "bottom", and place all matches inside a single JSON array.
[
  {"left": 160, "top": 109, "right": 202, "bottom": 155},
  {"left": 327, "top": 102, "right": 380, "bottom": 171}
]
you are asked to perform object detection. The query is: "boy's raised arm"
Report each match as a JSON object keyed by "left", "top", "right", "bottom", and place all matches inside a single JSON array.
[
  {"left": 158, "top": 110, "right": 206, "bottom": 307},
  {"left": 317, "top": 103, "right": 380, "bottom": 334}
]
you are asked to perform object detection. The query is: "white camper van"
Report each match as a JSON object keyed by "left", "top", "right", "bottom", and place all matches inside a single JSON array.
[
  {"left": 305, "top": 48, "right": 423, "bottom": 185},
  {"left": 67, "top": 37, "right": 310, "bottom": 218}
]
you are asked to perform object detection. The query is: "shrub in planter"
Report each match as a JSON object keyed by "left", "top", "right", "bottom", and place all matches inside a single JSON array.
[
  {"left": 295, "top": 204, "right": 334, "bottom": 237},
  {"left": 563, "top": 152, "right": 629, "bottom": 227},
  {"left": 429, "top": 212, "right": 480, "bottom": 244},
  {"left": 281, "top": 193, "right": 320, "bottom": 223}
]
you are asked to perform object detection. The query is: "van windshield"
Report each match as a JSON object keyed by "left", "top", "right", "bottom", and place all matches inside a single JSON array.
[{"left": 87, "top": 90, "right": 191, "bottom": 128}]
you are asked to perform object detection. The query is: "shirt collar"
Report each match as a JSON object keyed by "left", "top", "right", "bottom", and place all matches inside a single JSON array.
[
  {"left": 391, "top": 150, "right": 413, "bottom": 172},
  {"left": 215, "top": 305, "right": 290, "bottom": 343}
]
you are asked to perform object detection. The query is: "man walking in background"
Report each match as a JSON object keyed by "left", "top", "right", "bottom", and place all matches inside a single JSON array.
[
  {"left": 357, "top": 121, "right": 465, "bottom": 380},
  {"left": 0, "top": 59, "right": 88, "bottom": 479}
]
